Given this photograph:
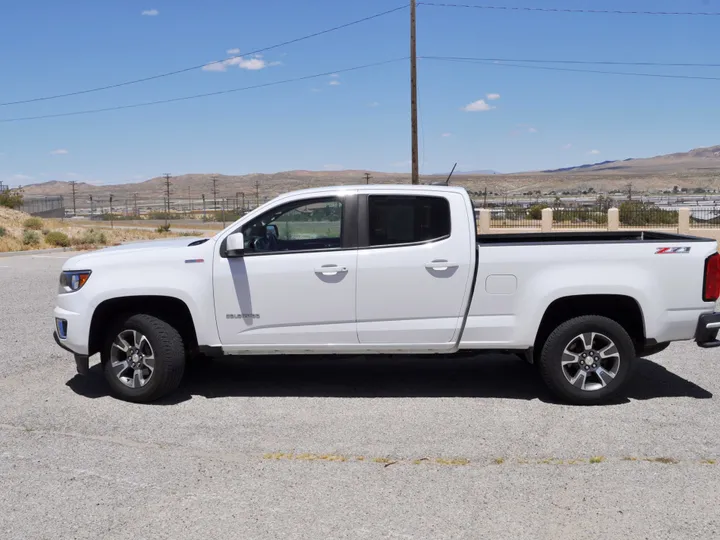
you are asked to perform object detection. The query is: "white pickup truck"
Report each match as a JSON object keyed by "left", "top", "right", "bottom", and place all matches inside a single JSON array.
[{"left": 53, "top": 185, "right": 720, "bottom": 404}]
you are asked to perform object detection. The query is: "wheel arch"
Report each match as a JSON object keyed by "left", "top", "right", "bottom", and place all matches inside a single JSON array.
[
  {"left": 533, "top": 294, "right": 646, "bottom": 357},
  {"left": 89, "top": 295, "right": 198, "bottom": 357}
]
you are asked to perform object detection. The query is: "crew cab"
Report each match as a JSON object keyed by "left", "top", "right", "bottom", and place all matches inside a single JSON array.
[{"left": 53, "top": 185, "right": 720, "bottom": 404}]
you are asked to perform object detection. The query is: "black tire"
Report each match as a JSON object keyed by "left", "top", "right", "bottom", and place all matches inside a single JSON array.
[
  {"left": 101, "top": 314, "right": 186, "bottom": 403},
  {"left": 538, "top": 315, "right": 635, "bottom": 405}
]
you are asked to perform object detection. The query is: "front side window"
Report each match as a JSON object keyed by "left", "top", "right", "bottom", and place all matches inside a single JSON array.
[
  {"left": 368, "top": 195, "right": 451, "bottom": 247},
  {"left": 241, "top": 198, "right": 343, "bottom": 254}
]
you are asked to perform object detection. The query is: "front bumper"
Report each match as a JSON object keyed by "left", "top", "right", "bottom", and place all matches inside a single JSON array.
[
  {"left": 695, "top": 312, "right": 720, "bottom": 348},
  {"left": 53, "top": 331, "right": 90, "bottom": 375}
]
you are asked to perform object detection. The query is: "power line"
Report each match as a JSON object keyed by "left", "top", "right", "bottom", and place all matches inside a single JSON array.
[
  {"left": 0, "top": 5, "right": 407, "bottom": 108},
  {"left": 423, "top": 56, "right": 720, "bottom": 82},
  {"left": 421, "top": 55, "right": 720, "bottom": 68},
  {"left": 417, "top": 2, "right": 720, "bottom": 16},
  {"left": 0, "top": 57, "right": 407, "bottom": 123}
]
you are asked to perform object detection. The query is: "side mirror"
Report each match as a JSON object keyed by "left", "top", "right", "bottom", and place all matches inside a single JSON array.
[{"left": 226, "top": 232, "right": 245, "bottom": 258}]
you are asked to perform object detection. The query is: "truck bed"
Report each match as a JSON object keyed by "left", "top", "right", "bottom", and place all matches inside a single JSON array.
[{"left": 477, "top": 230, "right": 714, "bottom": 246}]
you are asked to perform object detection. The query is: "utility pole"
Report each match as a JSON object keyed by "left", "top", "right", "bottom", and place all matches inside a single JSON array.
[
  {"left": 211, "top": 175, "right": 219, "bottom": 217},
  {"left": 163, "top": 174, "right": 172, "bottom": 225},
  {"left": 255, "top": 178, "right": 260, "bottom": 209},
  {"left": 109, "top": 194, "right": 114, "bottom": 229},
  {"left": 89, "top": 195, "right": 94, "bottom": 217},
  {"left": 69, "top": 181, "right": 77, "bottom": 216},
  {"left": 364, "top": 172, "right": 372, "bottom": 185},
  {"left": 627, "top": 182, "right": 633, "bottom": 201},
  {"left": 410, "top": 0, "right": 419, "bottom": 185},
  {"left": 221, "top": 198, "right": 226, "bottom": 228},
  {"left": 202, "top": 194, "right": 206, "bottom": 220},
  {"left": 188, "top": 186, "right": 193, "bottom": 214},
  {"left": 241, "top": 192, "right": 245, "bottom": 213},
  {"left": 483, "top": 187, "right": 488, "bottom": 207},
  {"left": 133, "top": 192, "right": 139, "bottom": 217}
]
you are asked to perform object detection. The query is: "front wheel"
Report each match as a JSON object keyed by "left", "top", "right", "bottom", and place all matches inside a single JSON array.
[
  {"left": 101, "top": 314, "right": 186, "bottom": 403},
  {"left": 538, "top": 315, "right": 635, "bottom": 405}
]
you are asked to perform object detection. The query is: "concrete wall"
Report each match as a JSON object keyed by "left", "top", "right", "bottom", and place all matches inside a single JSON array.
[{"left": 476, "top": 207, "right": 720, "bottom": 240}]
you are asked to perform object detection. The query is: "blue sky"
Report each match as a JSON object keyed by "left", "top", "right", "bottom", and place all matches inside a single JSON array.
[{"left": 1, "top": 0, "right": 720, "bottom": 186}]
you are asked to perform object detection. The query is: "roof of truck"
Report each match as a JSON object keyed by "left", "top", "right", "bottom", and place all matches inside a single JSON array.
[{"left": 279, "top": 184, "right": 469, "bottom": 198}]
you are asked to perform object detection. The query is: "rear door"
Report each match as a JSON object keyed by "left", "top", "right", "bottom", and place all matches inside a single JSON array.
[{"left": 355, "top": 190, "right": 475, "bottom": 347}]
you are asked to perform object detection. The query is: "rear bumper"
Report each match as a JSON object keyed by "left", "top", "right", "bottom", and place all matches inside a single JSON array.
[{"left": 695, "top": 312, "right": 720, "bottom": 348}]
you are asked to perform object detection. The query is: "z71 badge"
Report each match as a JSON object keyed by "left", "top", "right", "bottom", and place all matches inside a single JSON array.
[
  {"left": 655, "top": 247, "right": 691, "bottom": 254},
  {"left": 226, "top": 313, "right": 260, "bottom": 319}
]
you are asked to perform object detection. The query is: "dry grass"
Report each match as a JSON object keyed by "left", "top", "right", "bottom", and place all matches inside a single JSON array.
[{"left": 0, "top": 207, "right": 210, "bottom": 252}]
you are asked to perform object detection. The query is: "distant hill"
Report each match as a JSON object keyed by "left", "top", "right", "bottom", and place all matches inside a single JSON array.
[
  {"left": 541, "top": 145, "right": 720, "bottom": 175},
  {"left": 17, "top": 144, "right": 720, "bottom": 204}
]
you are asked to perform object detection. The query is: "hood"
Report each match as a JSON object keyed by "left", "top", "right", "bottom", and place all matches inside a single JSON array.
[
  {"left": 63, "top": 236, "right": 213, "bottom": 270},
  {"left": 96, "top": 237, "right": 208, "bottom": 253}
]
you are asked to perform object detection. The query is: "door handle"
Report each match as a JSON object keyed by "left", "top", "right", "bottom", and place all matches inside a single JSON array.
[
  {"left": 425, "top": 259, "right": 458, "bottom": 271},
  {"left": 314, "top": 265, "right": 348, "bottom": 276}
]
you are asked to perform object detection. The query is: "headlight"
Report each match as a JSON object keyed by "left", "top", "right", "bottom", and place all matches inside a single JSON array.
[{"left": 59, "top": 270, "right": 92, "bottom": 293}]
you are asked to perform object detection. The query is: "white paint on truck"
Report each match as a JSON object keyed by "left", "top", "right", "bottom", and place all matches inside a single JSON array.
[{"left": 53, "top": 184, "right": 720, "bottom": 404}]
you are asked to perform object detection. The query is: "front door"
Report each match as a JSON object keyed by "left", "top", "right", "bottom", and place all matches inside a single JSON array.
[
  {"left": 213, "top": 194, "right": 358, "bottom": 350},
  {"left": 355, "top": 191, "right": 474, "bottom": 347}
]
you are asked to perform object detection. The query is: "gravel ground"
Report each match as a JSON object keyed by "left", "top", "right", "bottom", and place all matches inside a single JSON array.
[{"left": 1, "top": 253, "right": 719, "bottom": 539}]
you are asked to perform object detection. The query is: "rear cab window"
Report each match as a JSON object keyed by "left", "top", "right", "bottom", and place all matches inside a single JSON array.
[{"left": 367, "top": 195, "right": 451, "bottom": 247}]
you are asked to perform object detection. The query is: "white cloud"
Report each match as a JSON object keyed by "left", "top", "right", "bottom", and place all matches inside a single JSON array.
[
  {"left": 562, "top": 143, "right": 573, "bottom": 150},
  {"left": 227, "top": 48, "right": 241, "bottom": 55},
  {"left": 50, "top": 149, "right": 69, "bottom": 155},
  {"left": 202, "top": 56, "right": 267, "bottom": 72},
  {"left": 235, "top": 57, "right": 266, "bottom": 70},
  {"left": 368, "top": 102, "right": 380, "bottom": 107},
  {"left": 463, "top": 99, "right": 495, "bottom": 112},
  {"left": 588, "top": 149, "right": 601, "bottom": 155},
  {"left": 323, "top": 164, "right": 343, "bottom": 170},
  {"left": 268, "top": 61, "right": 283, "bottom": 66},
  {"left": 141, "top": 9, "right": 159, "bottom": 16},
  {"left": 486, "top": 93, "right": 501, "bottom": 100},
  {"left": 330, "top": 73, "right": 340, "bottom": 78},
  {"left": 202, "top": 61, "right": 228, "bottom": 72},
  {"left": 527, "top": 127, "right": 538, "bottom": 133},
  {"left": 441, "top": 132, "right": 452, "bottom": 137},
  {"left": 329, "top": 80, "right": 340, "bottom": 86}
]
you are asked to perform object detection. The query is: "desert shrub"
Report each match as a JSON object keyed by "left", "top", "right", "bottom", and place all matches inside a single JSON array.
[
  {"left": 0, "top": 226, "right": 6, "bottom": 237},
  {"left": 528, "top": 204, "right": 546, "bottom": 220},
  {"left": 22, "top": 230, "right": 40, "bottom": 246},
  {"left": 45, "top": 231, "right": 71, "bottom": 247},
  {"left": 72, "top": 229, "right": 107, "bottom": 246},
  {"left": 42, "top": 228, "right": 50, "bottom": 235},
  {"left": 0, "top": 190, "right": 23, "bottom": 209},
  {"left": 23, "top": 217, "right": 43, "bottom": 230},
  {"left": 156, "top": 224, "right": 171, "bottom": 233}
]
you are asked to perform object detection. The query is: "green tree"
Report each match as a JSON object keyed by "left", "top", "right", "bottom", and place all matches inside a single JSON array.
[{"left": 0, "top": 189, "right": 23, "bottom": 209}]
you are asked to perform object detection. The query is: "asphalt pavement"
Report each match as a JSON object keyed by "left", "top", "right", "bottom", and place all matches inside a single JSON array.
[{"left": 0, "top": 252, "right": 719, "bottom": 539}]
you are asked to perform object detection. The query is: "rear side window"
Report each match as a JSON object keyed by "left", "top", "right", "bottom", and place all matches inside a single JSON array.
[{"left": 368, "top": 195, "right": 450, "bottom": 247}]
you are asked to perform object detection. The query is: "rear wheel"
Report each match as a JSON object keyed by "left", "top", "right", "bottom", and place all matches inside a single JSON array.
[
  {"left": 101, "top": 314, "right": 186, "bottom": 403},
  {"left": 538, "top": 315, "right": 635, "bottom": 405}
]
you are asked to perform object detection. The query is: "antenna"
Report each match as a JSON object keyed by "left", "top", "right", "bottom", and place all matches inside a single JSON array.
[
  {"left": 445, "top": 162, "right": 457, "bottom": 185},
  {"left": 430, "top": 162, "right": 458, "bottom": 186}
]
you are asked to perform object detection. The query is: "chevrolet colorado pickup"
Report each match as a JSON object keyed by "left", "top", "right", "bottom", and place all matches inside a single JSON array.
[{"left": 53, "top": 185, "right": 720, "bottom": 404}]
